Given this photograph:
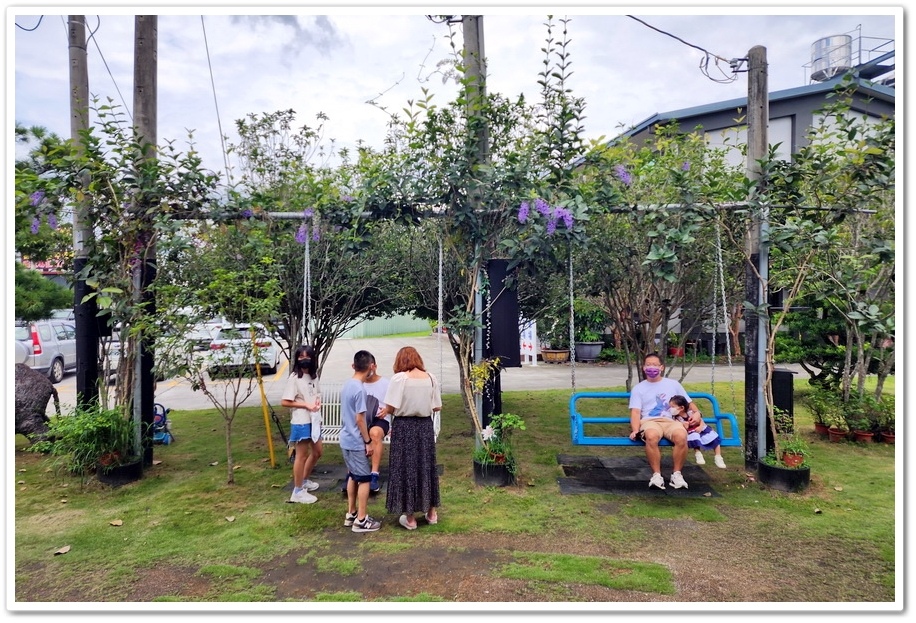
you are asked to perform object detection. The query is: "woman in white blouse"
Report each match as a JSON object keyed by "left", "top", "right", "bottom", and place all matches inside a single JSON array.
[{"left": 380, "top": 346, "right": 442, "bottom": 530}]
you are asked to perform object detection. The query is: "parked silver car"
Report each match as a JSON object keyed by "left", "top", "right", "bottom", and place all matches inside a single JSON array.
[{"left": 14, "top": 319, "right": 77, "bottom": 383}]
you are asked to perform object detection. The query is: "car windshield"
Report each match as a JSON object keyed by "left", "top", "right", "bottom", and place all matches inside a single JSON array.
[{"left": 217, "top": 328, "right": 248, "bottom": 340}]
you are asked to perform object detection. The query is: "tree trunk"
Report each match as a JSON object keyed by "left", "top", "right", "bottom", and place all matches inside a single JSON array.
[{"left": 225, "top": 419, "right": 235, "bottom": 484}]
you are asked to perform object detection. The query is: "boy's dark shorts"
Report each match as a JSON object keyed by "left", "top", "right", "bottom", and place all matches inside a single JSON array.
[{"left": 369, "top": 416, "right": 390, "bottom": 437}]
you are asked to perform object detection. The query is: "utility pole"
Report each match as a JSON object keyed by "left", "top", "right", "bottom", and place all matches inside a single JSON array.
[
  {"left": 68, "top": 15, "right": 101, "bottom": 409},
  {"left": 744, "top": 45, "right": 768, "bottom": 468},
  {"left": 462, "top": 15, "right": 490, "bottom": 425},
  {"left": 133, "top": 15, "right": 158, "bottom": 467}
]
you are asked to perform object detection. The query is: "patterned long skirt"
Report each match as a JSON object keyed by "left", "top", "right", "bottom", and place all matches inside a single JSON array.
[{"left": 385, "top": 416, "right": 440, "bottom": 515}]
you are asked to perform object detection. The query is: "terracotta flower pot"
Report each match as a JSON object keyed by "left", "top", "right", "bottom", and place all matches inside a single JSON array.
[
  {"left": 827, "top": 427, "right": 847, "bottom": 443},
  {"left": 853, "top": 430, "right": 874, "bottom": 443},
  {"left": 782, "top": 452, "right": 805, "bottom": 468},
  {"left": 880, "top": 431, "right": 895, "bottom": 444},
  {"left": 813, "top": 422, "right": 830, "bottom": 437}
]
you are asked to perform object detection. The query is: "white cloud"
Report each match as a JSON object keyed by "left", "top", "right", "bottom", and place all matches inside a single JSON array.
[{"left": 10, "top": 8, "right": 898, "bottom": 178}]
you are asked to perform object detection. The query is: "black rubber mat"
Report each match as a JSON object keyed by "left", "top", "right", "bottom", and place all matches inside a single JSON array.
[{"left": 556, "top": 454, "right": 720, "bottom": 497}]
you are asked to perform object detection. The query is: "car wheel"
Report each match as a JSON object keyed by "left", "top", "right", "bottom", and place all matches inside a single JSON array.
[{"left": 48, "top": 358, "right": 65, "bottom": 384}]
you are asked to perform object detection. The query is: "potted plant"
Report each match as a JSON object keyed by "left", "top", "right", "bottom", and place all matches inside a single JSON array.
[
  {"left": 778, "top": 435, "right": 810, "bottom": 468},
  {"left": 472, "top": 412, "right": 526, "bottom": 487},
  {"left": 33, "top": 403, "right": 142, "bottom": 486},
  {"left": 825, "top": 411, "right": 849, "bottom": 443},
  {"left": 572, "top": 298, "right": 607, "bottom": 362},
  {"left": 758, "top": 444, "right": 811, "bottom": 492},
  {"left": 805, "top": 388, "right": 835, "bottom": 436},
  {"left": 538, "top": 316, "right": 570, "bottom": 363},
  {"left": 873, "top": 396, "right": 895, "bottom": 443},
  {"left": 666, "top": 331, "right": 685, "bottom": 357}
]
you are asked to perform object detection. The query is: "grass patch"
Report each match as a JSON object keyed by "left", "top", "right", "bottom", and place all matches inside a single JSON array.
[
  {"left": 13, "top": 376, "right": 896, "bottom": 603},
  {"left": 499, "top": 552, "right": 675, "bottom": 594}
]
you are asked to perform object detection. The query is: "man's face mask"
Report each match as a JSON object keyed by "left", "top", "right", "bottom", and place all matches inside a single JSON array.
[{"left": 644, "top": 366, "right": 662, "bottom": 379}]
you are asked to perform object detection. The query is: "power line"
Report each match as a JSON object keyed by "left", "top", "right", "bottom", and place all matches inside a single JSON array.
[
  {"left": 200, "top": 16, "right": 232, "bottom": 184},
  {"left": 81, "top": 15, "right": 133, "bottom": 123},
  {"left": 626, "top": 15, "right": 742, "bottom": 84},
  {"left": 15, "top": 16, "right": 44, "bottom": 31}
]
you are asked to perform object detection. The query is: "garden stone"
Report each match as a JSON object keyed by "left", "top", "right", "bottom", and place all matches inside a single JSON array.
[{"left": 15, "top": 363, "right": 59, "bottom": 441}]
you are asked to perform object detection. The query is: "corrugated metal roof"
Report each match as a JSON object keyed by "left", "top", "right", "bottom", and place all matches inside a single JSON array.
[{"left": 621, "top": 62, "right": 894, "bottom": 140}]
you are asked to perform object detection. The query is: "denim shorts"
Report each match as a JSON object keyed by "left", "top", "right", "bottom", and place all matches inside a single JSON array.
[{"left": 289, "top": 423, "right": 321, "bottom": 444}]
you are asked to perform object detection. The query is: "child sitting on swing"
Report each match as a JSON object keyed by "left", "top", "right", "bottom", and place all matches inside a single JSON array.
[{"left": 669, "top": 395, "right": 726, "bottom": 469}]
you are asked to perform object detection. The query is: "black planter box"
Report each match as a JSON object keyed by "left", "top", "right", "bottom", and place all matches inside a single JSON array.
[
  {"left": 757, "top": 461, "right": 810, "bottom": 493},
  {"left": 473, "top": 459, "right": 516, "bottom": 487},
  {"left": 97, "top": 458, "right": 143, "bottom": 487}
]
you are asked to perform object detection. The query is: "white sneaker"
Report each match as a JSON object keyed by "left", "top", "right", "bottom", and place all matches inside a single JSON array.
[
  {"left": 669, "top": 471, "right": 689, "bottom": 489},
  {"left": 714, "top": 455, "right": 727, "bottom": 469},
  {"left": 290, "top": 489, "right": 317, "bottom": 504},
  {"left": 303, "top": 479, "right": 319, "bottom": 491},
  {"left": 648, "top": 472, "right": 665, "bottom": 489},
  {"left": 694, "top": 450, "right": 706, "bottom": 465}
]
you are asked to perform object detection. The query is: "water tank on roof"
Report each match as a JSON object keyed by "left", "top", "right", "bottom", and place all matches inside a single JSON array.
[{"left": 810, "top": 35, "right": 853, "bottom": 82}]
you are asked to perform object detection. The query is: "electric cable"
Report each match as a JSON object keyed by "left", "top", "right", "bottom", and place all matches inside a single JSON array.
[{"left": 201, "top": 16, "right": 232, "bottom": 184}]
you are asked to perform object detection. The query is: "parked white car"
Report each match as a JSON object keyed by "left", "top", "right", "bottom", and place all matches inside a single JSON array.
[
  {"left": 187, "top": 316, "right": 228, "bottom": 350},
  {"left": 207, "top": 324, "right": 282, "bottom": 376}
]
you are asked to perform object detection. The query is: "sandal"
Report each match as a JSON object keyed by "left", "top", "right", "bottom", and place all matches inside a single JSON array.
[
  {"left": 423, "top": 512, "right": 438, "bottom": 525},
  {"left": 398, "top": 514, "right": 417, "bottom": 530}
]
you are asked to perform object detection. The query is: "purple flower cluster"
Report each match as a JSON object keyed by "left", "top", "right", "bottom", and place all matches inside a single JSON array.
[
  {"left": 517, "top": 198, "right": 575, "bottom": 236},
  {"left": 681, "top": 161, "right": 691, "bottom": 172},
  {"left": 30, "top": 191, "right": 45, "bottom": 206},
  {"left": 241, "top": 208, "right": 253, "bottom": 218},
  {"left": 341, "top": 195, "right": 354, "bottom": 203},
  {"left": 30, "top": 217, "right": 40, "bottom": 234},
  {"left": 48, "top": 214, "right": 58, "bottom": 230},
  {"left": 615, "top": 164, "right": 633, "bottom": 186},
  {"left": 294, "top": 207, "right": 321, "bottom": 244}
]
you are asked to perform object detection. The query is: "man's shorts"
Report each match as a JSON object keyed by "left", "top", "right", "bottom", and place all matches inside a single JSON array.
[
  {"left": 342, "top": 448, "right": 372, "bottom": 482},
  {"left": 639, "top": 418, "right": 687, "bottom": 442},
  {"left": 369, "top": 416, "right": 390, "bottom": 437}
]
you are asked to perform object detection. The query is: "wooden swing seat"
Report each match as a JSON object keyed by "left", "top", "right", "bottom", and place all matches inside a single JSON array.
[{"left": 569, "top": 391, "right": 742, "bottom": 447}]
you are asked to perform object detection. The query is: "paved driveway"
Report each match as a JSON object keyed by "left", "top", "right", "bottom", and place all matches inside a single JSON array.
[{"left": 50, "top": 334, "right": 793, "bottom": 414}]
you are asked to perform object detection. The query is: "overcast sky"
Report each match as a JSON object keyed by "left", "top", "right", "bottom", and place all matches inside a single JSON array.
[{"left": 10, "top": 5, "right": 899, "bottom": 181}]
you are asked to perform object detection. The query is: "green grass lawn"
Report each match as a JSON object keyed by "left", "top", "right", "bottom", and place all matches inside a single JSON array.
[{"left": 12, "top": 378, "right": 898, "bottom": 605}]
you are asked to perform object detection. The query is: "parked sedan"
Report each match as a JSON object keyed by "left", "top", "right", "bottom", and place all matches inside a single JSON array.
[
  {"left": 207, "top": 324, "right": 282, "bottom": 376},
  {"left": 186, "top": 316, "right": 228, "bottom": 350}
]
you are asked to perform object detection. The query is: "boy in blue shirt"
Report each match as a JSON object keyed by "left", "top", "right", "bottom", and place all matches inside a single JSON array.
[{"left": 340, "top": 350, "right": 381, "bottom": 532}]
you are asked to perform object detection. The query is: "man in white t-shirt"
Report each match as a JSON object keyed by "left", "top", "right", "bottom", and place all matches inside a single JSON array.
[
  {"left": 363, "top": 354, "right": 391, "bottom": 492},
  {"left": 628, "top": 352, "right": 703, "bottom": 490}
]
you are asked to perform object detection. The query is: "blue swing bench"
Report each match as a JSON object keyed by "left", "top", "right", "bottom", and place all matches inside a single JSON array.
[{"left": 569, "top": 391, "right": 742, "bottom": 447}]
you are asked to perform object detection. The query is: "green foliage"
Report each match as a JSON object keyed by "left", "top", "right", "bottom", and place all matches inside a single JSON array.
[
  {"left": 14, "top": 262, "right": 72, "bottom": 321},
  {"left": 476, "top": 412, "right": 526, "bottom": 471},
  {"left": 32, "top": 403, "right": 137, "bottom": 480},
  {"left": 572, "top": 297, "right": 608, "bottom": 343}
]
